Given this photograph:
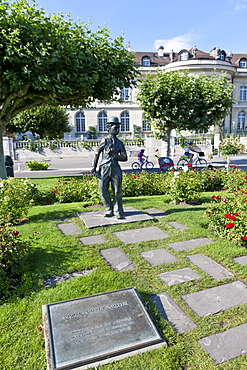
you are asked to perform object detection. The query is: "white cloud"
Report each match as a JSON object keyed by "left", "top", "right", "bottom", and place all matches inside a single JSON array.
[
  {"left": 154, "top": 32, "right": 197, "bottom": 53},
  {"left": 233, "top": 0, "right": 247, "bottom": 10}
]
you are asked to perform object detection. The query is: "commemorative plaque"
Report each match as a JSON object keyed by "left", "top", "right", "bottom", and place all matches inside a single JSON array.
[{"left": 42, "top": 287, "right": 165, "bottom": 369}]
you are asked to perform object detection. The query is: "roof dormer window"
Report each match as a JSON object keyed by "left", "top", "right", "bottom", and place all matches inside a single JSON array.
[
  {"left": 180, "top": 51, "right": 188, "bottom": 61},
  {"left": 239, "top": 58, "right": 247, "bottom": 68},
  {"left": 141, "top": 56, "right": 150, "bottom": 66}
]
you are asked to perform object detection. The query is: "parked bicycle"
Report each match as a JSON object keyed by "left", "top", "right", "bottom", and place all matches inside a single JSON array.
[
  {"left": 177, "top": 151, "right": 207, "bottom": 169},
  {"left": 131, "top": 156, "right": 154, "bottom": 170}
]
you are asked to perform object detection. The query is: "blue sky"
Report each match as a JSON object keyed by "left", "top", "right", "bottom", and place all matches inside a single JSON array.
[{"left": 36, "top": 0, "right": 246, "bottom": 54}]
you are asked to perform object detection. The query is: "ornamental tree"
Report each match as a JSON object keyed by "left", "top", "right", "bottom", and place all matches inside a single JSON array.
[
  {"left": 137, "top": 70, "right": 234, "bottom": 156},
  {"left": 8, "top": 105, "right": 71, "bottom": 139},
  {"left": 0, "top": 0, "right": 138, "bottom": 178}
]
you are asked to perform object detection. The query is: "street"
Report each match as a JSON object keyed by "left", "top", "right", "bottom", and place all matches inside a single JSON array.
[{"left": 12, "top": 154, "right": 247, "bottom": 177}]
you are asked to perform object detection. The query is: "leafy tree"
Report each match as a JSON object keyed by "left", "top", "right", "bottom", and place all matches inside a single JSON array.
[
  {"left": 8, "top": 105, "right": 71, "bottom": 139},
  {"left": 0, "top": 0, "right": 137, "bottom": 178},
  {"left": 137, "top": 70, "right": 234, "bottom": 156}
]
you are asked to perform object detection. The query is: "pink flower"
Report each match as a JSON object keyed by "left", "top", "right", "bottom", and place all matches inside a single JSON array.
[{"left": 225, "top": 222, "right": 235, "bottom": 228}]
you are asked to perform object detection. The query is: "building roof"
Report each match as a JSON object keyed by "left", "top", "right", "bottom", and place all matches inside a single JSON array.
[{"left": 133, "top": 48, "right": 247, "bottom": 68}]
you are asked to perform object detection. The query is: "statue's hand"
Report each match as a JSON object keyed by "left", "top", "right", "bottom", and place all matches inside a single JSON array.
[{"left": 108, "top": 148, "right": 115, "bottom": 157}]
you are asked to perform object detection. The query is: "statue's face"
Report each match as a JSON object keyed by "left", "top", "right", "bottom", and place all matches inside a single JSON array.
[{"left": 108, "top": 124, "right": 120, "bottom": 135}]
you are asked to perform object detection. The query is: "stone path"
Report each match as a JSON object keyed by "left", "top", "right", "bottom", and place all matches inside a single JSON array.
[{"left": 53, "top": 207, "right": 247, "bottom": 366}]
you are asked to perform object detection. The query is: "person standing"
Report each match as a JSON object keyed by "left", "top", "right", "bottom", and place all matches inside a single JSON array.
[{"left": 91, "top": 116, "right": 127, "bottom": 219}]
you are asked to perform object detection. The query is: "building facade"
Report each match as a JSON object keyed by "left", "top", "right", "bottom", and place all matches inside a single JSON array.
[{"left": 65, "top": 46, "right": 247, "bottom": 140}]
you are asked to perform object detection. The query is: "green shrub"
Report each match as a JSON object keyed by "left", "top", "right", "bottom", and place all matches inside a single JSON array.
[
  {"left": 221, "top": 168, "right": 247, "bottom": 192},
  {"left": 0, "top": 178, "right": 36, "bottom": 224},
  {"left": 26, "top": 160, "right": 50, "bottom": 170},
  {"left": 122, "top": 172, "right": 170, "bottom": 197},
  {"left": 0, "top": 225, "right": 29, "bottom": 299},
  {"left": 197, "top": 168, "right": 226, "bottom": 191},
  {"left": 205, "top": 190, "right": 247, "bottom": 246},
  {"left": 168, "top": 170, "right": 204, "bottom": 204},
  {"left": 52, "top": 176, "right": 101, "bottom": 204}
]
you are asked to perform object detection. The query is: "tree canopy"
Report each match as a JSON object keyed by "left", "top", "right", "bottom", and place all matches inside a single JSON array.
[
  {"left": 137, "top": 70, "right": 234, "bottom": 155},
  {"left": 8, "top": 105, "right": 71, "bottom": 139},
  {"left": 0, "top": 0, "right": 138, "bottom": 177}
]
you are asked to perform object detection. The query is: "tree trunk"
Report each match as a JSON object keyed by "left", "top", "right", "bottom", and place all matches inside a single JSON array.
[
  {"left": 226, "top": 155, "right": 230, "bottom": 172},
  {"left": 165, "top": 127, "right": 172, "bottom": 157},
  {"left": 0, "top": 125, "right": 7, "bottom": 179}
]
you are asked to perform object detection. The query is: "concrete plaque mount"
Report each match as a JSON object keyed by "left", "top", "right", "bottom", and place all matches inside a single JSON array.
[{"left": 43, "top": 287, "right": 165, "bottom": 370}]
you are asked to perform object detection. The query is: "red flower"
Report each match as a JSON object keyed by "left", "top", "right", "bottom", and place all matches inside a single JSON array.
[
  {"left": 230, "top": 165, "right": 237, "bottom": 168},
  {"left": 225, "top": 213, "right": 231, "bottom": 218},
  {"left": 230, "top": 215, "right": 236, "bottom": 221},
  {"left": 133, "top": 176, "right": 137, "bottom": 179},
  {"left": 234, "top": 213, "right": 239, "bottom": 216},
  {"left": 225, "top": 222, "right": 235, "bottom": 228},
  {"left": 63, "top": 182, "right": 68, "bottom": 184},
  {"left": 242, "top": 236, "right": 247, "bottom": 241},
  {"left": 211, "top": 195, "right": 216, "bottom": 199},
  {"left": 13, "top": 230, "right": 19, "bottom": 236},
  {"left": 244, "top": 176, "right": 247, "bottom": 179},
  {"left": 244, "top": 192, "right": 247, "bottom": 194},
  {"left": 216, "top": 195, "right": 221, "bottom": 199},
  {"left": 188, "top": 164, "right": 192, "bottom": 168},
  {"left": 54, "top": 190, "right": 59, "bottom": 193}
]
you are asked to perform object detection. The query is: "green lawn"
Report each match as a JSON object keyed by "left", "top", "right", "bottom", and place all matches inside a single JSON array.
[{"left": 0, "top": 193, "right": 247, "bottom": 370}]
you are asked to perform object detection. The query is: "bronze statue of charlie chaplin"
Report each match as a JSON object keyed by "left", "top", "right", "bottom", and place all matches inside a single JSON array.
[{"left": 91, "top": 117, "right": 127, "bottom": 219}]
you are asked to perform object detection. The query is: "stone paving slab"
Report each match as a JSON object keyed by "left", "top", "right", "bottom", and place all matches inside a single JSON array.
[
  {"left": 78, "top": 206, "right": 154, "bottom": 229},
  {"left": 140, "top": 248, "right": 179, "bottom": 266},
  {"left": 100, "top": 247, "right": 135, "bottom": 271},
  {"left": 182, "top": 281, "right": 247, "bottom": 317},
  {"left": 198, "top": 323, "right": 247, "bottom": 365},
  {"left": 168, "top": 221, "right": 188, "bottom": 230},
  {"left": 167, "top": 237, "right": 213, "bottom": 251},
  {"left": 144, "top": 208, "right": 169, "bottom": 218},
  {"left": 113, "top": 226, "right": 170, "bottom": 244},
  {"left": 79, "top": 235, "right": 106, "bottom": 245},
  {"left": 44, "top": 270, "right": 93, "bottom": 287},
  {"left": 158, "top": 268, "right": 201, "bottom": 286},
  {"left": 150, "top": 292, "right": 197, "bottom": 333},
  {"left": 57, "top": 223, "right": 81, "bottom": 235},
  {"left": 233, "top": 255, "right": 247, "bottom": 265},
  {"left": 186, "top": 253, "right": 233, "bottom": 280}
]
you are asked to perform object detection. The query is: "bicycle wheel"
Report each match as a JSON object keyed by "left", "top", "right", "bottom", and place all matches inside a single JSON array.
[
  {"left": 195, "top": 158, "right": 207, "bottom": 170},
  {"left": 132, "top": 162, "right": 141, "bottom": 170},
  {"left": 144, "top": 161, "right": 154, "bottom": 169},
  {"left": 177, "top": 158, "right": 189, "bottom": 167}
]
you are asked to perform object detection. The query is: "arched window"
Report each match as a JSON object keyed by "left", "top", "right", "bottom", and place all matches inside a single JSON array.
[
  {"left": 142, "top": 116, "right": 151, "bottom": 132},
  {"left": 239, "top": 58, "right": 247, "bottom": 68},
  {"left": 237, "top": 112, "right": 246, "bottom": 130},
  {"left": 240, "top": 86, "right": 247, "bottom": 101},
  {"left": 75, "top": 112, "right": 85, "bottom": 132},
  {"left": 180, "top": 51, "right": 188, "bottom": 61},
  {"left": 141, "top": 56, "right": 150, "bottom": 66},
  {"left": 120, "top": 87, "right": 130, "bottom": 101},
  {"left": 120, "top": 112, "right": 130, "bottom": 132},
  {"left": 98, "top": 112, "right": 107, "bottom": 132},
  {"left": 220, "top": 51, "right": 226, "bottom": 61}
]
